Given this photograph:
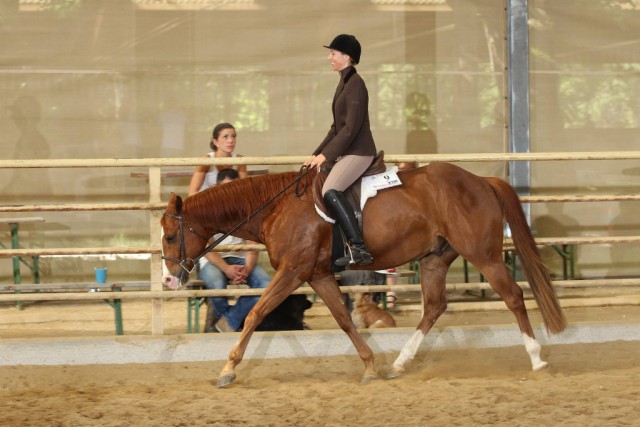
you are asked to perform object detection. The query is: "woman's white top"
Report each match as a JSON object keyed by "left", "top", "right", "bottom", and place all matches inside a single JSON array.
[
  {"left": 198, "top": 152, "right": 238, "bottom": 192},
  {"left": 198, "top": 152, "right": 244, "bottom": 267}
]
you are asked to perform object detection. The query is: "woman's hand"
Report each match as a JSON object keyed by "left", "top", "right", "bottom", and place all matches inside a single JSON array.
[
  {"left": 304, "top": 154, "right": 326, "bottom": 170},
  {"left": 303, "top": 155, "right": 315, "bottom": 167}
]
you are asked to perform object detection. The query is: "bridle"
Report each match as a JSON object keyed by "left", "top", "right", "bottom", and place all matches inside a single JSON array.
[
  {"left": 161, "top": 212, "right": 210, "bottom": 276},
  {"left": 162, "top": 165, "right": 314, "bottom": 281}
]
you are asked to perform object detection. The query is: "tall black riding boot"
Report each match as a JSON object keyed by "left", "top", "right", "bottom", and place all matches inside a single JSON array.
[{"left": 324, "top": 189, "right": 373, "bottom": 266}]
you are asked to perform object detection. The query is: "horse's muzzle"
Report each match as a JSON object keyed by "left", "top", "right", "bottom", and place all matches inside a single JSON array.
[{"left": 162, "top": 274, "right": 182, "bottom": 290}]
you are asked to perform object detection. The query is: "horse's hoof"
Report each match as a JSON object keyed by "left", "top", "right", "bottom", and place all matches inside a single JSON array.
[
  {"left": 532, "top": 361, "right": 548, "bottom": 372},
  {"left": 216, "top": 373, "right": 237, "bottom": 388},
  {"left": 360, "top": 373, "right": 379, "bottom": 383},
  {"left": 387, "top": 366, "right": 404, "bottom": 379}
]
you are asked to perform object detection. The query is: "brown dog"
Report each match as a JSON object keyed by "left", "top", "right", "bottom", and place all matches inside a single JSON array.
[{"left": 352, "top": 292, "right": 396, "bottom": 329}]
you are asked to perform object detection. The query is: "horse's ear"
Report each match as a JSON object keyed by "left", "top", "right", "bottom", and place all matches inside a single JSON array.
[{"left": 167, "top": 192, "right": 183, "bottom": 215}]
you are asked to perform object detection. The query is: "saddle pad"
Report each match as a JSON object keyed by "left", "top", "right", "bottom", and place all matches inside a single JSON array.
[
  {"left": 359, "top": 166, "right": 401, "bottom": 210},
  {"left": 314, "top": 166, "right": 402, "bottom": 222}
]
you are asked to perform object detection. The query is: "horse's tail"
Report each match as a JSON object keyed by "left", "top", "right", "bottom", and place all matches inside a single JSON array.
[{"left": 486, "top": 177, "right": 567, "bottom": 335}]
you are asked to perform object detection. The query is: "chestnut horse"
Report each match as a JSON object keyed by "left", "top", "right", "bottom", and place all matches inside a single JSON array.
[{"left": 161, "top": 162, "right": 567, "bottom": 387}]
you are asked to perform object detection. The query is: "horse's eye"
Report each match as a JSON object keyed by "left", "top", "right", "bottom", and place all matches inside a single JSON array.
[{"left": 165, "top": 234, "right": 176, "bottom": 243}]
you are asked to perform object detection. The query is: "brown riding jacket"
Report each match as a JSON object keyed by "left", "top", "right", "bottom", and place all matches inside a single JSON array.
[{"left": 313, "top": 66, "right": 377, "bottom": 162}]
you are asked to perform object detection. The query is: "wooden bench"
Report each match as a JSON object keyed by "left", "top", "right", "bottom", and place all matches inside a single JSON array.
[
  {"left": 0, "top": 217, "right": 46, "bottom": 309},
  {"left": 463, "top": 242, "right": 577, "bottom": 286},
  {"left": 0, "top": 281, "right": 152, "bottom": 335},
  {"left": 183, "top": 269, "right": 418, "bottom": 333},
  {"left": 183, "top": 279, "right": 207, "bottom": 333},
  {"left": 0, "top": 280, "right": 210, "bottom": 335},
  {"left": 336, "top": 268, "right": 418, "bottom": 310},
  {"left": 0, "top": 269, "right": 415, "bottom": 335},
  {"left": 461, "top": 235, "right": 640, "bottom": 296}
]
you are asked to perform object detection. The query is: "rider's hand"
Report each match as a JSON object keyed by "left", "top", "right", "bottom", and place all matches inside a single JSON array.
[{"left": 304, "top": 154, "right": 326, "bottom": 170}]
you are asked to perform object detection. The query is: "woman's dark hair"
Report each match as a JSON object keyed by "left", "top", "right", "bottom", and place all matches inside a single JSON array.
[
  {"left": 210, "top": 122, "right": 235, "bottom": 151},
  {"left": 216, "top": 168, "right": 239, "bottom": 183}
]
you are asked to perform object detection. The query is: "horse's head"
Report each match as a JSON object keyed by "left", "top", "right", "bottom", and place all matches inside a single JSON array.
[{"left": 160, "top": 192, "right": 210, "bottom": 289}]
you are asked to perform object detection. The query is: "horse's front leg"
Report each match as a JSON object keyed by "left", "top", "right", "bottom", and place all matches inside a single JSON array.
[
  {"left": 217, "top": 268, "right": 301, "bottom": 388},
  {"left": 310, "top": 274, "right": 378, "bottom": 382}
]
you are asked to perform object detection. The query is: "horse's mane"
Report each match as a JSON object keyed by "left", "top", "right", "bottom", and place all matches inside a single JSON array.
[{"left": 185, "top": 170, "right": 315, "bottom": 226}]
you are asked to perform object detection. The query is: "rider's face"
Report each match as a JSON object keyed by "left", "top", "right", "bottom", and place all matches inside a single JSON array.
[{"left": 328, "top": 49, "right": 351, "bottom": 72}]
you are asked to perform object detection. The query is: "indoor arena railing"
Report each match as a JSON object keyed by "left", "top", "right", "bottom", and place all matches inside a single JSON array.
[{"left": 2, "top": 152, "right": 640, "bottom": 335}]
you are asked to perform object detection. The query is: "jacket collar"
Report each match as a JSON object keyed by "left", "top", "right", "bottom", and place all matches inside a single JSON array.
[{"left": 339, "top": 66, "right": 357, "bottom": 83}]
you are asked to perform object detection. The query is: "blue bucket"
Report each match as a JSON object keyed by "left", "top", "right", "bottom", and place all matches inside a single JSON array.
[{"left": 95, "top": 267, "right": 108, "bottom": 284}]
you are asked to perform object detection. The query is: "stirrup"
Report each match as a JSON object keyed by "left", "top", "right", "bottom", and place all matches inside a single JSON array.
[{"left": 335, "top": 244, "right": 373, "bottom": 267}]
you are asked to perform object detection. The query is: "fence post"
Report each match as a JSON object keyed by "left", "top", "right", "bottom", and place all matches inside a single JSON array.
[{"left": 149, "top": 167, "right": 164, "bottom": 335}]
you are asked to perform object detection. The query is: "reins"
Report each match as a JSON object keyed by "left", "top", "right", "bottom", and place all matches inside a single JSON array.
[{"left": 163, "top": 166, "right": 314, "bottom": 275}]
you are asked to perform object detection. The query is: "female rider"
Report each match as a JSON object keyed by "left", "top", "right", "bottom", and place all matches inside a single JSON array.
[{"left": 304, "top": 34, "right": 377, "bottom": 266}]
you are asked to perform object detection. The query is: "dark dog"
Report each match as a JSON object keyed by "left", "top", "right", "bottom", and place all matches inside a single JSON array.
[{"left": 245, "top": 294, "right": 313, "bottom": 331}]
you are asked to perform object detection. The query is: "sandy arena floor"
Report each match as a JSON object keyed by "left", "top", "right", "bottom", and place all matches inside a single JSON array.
[
  {"left": 1, "top": 340, "right": 639, "bottom": 426},
  {"left": 1, "top": 296, "right": 640, "bottom": 426}
]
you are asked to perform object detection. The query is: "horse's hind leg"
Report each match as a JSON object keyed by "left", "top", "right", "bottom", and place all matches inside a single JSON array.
[
  {"left": 389, "top": 249, "right": 457, "bottom": 379},
  {"left": 477, "top": 261, "right": 547, "bottom": 371}
]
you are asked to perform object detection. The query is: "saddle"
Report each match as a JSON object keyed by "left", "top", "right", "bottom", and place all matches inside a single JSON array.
[{"left": 312, "top": 151, "right": 386, "bottom": 225}]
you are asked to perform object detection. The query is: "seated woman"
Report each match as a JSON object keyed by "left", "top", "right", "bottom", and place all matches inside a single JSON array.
[{"left": 189, "top": 123, "right": 269, "bottom": 333}]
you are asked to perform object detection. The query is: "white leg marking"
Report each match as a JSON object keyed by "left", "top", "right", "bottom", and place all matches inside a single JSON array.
[
  {"left": 392, "top": 330, "right": 426, "bottom": 370},
  {"left": 522, "top": 333, "right": 548, "bottom": 371}
]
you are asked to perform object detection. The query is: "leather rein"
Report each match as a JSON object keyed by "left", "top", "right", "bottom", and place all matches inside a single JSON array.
[{"left": 162, "top": 166, "right": 314, "bottom": 279}]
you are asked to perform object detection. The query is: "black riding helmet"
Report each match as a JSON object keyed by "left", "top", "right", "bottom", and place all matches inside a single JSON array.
[{"left": 324, "top": 34, "right": 361, "bottom": 64}]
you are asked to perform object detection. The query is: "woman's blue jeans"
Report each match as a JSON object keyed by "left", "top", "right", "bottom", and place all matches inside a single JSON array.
[{"left": 198, "top": 257, "right": 270, "bottom": 331}]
